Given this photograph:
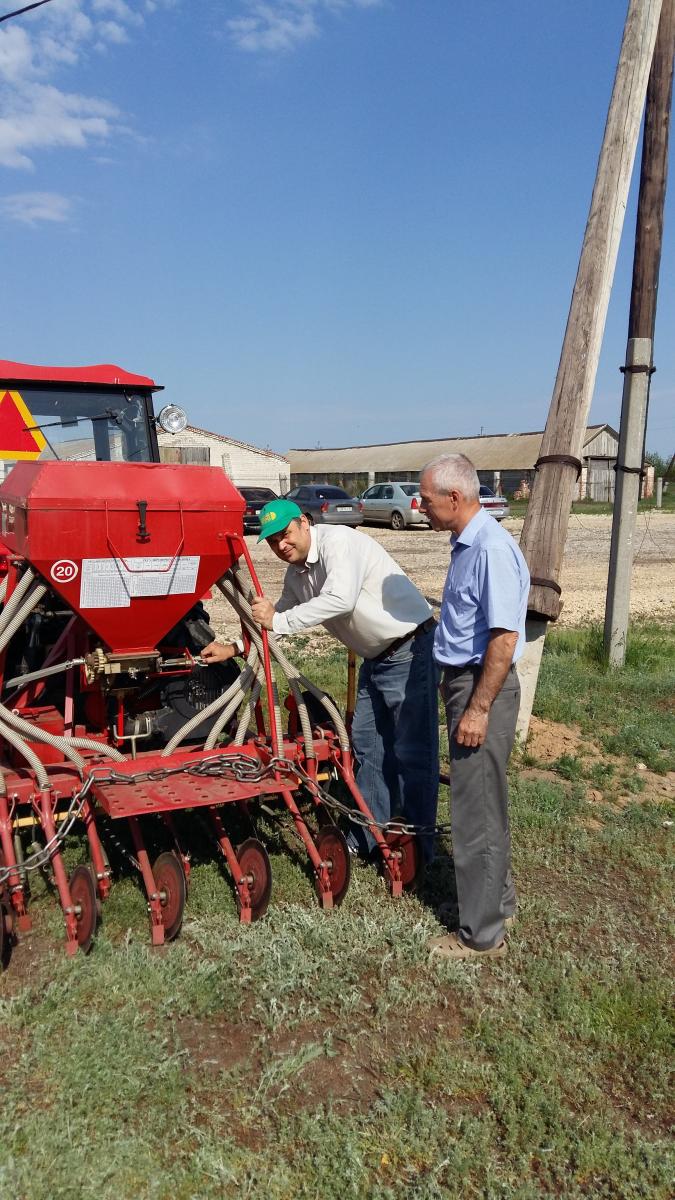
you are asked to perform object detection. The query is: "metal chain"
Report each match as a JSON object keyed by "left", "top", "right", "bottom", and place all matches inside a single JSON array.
[
  {"left": 0, "top": 775, "right": 95, "bottom": 886},
  {"left": 0, "top": 752, "right": 452, "bottom": 890}
]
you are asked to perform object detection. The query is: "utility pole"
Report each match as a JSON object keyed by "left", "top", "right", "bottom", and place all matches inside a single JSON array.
[
  {"left": 604, "top": 0, "right": 675, "bottom": 666},
  {"left": 515, "top": 0, "right": 663, "bottom": 737}
]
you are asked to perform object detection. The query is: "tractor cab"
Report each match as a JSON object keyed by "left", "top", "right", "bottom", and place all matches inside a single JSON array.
[{"left": 0, "top": 361, "right": 186, "bottom": 480}]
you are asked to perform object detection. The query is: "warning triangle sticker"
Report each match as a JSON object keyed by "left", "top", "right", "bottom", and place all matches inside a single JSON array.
[{"left": 0, "top": 390, "right": 47, "bottom": 461}]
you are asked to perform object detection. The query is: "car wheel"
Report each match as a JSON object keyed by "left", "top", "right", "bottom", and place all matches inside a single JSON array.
[{"left": 390, "top": 511, "right": 405, "bottom": 531}]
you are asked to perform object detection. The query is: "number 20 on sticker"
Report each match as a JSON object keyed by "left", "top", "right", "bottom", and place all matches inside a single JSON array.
[{"left": 50, "top": 560, "right": 79, "bottom": 584}]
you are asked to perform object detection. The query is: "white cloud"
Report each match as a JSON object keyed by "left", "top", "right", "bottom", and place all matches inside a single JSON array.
[
  {"left": 0, "top": 190, "right": 73, "bottom": 225},
  {"left": 0, "top": 0, "right": 170, "bottom": 170},
  {"left": 228, "top": 0, "right": 383, "bottom": 54}
]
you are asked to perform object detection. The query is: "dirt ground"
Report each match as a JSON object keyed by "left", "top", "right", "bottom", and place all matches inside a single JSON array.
[{"left": 206, "top": 512, "right": 675, "bottom": 641}]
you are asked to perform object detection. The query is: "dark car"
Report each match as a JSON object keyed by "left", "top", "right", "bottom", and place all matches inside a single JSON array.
[
  {"left": 285, "top": 484, "right": 364, "bottom": 527},
  {"left": 238, "top": 486, "right": 279, "bottom": 534}
]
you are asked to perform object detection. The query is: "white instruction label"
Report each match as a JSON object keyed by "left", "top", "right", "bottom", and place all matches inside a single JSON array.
[{"left": 80, "top": 556, "right": 200, "bottom": 609}]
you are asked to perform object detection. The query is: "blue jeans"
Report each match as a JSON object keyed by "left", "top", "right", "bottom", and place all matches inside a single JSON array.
[{"left": 350, "top": 628, "right": 439, "bottom": 862}]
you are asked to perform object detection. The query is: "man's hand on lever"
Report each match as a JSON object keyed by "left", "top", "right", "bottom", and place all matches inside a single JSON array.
[{"left": 200, "top": 640, "right": 239, "bottom": 664}]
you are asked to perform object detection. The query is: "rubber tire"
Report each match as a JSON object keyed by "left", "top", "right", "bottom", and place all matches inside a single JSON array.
[
  {"left": 390, "top": 511, "right": 405, "bottom": 531},
  {"left": 153, "top": 851, "right": 186, "bottom": 941},
  {"left": 236, "top": 838, "right": 272, "bottom": 921},
  {"left": 69, "top": 864, "right": 99, "bottom": 954}
]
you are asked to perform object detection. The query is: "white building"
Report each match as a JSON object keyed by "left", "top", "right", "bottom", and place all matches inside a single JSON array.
[{"left": 158, "top": 425, "right": 289, "bottom": 494}]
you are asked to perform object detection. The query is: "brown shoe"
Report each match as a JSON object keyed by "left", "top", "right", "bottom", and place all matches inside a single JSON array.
[
  {"left": 436, "top": 903, "right": 515, "bottom": 932},
  {"left": 428, "top": 931, "right": 506, "bottom": 960}
]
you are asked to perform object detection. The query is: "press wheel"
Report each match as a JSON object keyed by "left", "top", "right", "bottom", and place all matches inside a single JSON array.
[
  {"left": 69, "top": 864, "right": 99, "bottom": 954},
  {"left": 236, "top": 838, "right": 272, "bottom": 921},
  {"left": 384, "top": 827, "right": 423, "bottom": 892},
  {"left": 87, "top": 863, "right": 104, "bottom": 919},
  {"left": 315, "top": 824, "right": 351, "bottom": 906},
  {"left": 153, "top": 851, "right": 186, "bottom": 941}
]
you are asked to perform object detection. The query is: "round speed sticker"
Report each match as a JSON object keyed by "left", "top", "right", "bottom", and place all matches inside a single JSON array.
[{"left": 50, "top": 559, "right": 79, "bottom": 584}]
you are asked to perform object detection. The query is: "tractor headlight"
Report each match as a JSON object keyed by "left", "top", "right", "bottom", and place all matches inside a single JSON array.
[{"left": 157, "top": 404, "right": 188, "bottom": 434}]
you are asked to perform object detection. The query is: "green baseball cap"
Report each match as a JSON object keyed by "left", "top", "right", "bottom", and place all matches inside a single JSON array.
[{"left": 257, "top": 498, "right": 303, "bottom": 543}]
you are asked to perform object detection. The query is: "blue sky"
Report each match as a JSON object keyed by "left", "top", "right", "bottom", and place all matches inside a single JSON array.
[{"left": 1, "top": 0, "right": 673, "bottom": 457}]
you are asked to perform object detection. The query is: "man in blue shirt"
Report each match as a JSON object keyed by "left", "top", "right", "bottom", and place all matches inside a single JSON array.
[{"left": 419, "top": 454, "right": 529, "bottom": 959}]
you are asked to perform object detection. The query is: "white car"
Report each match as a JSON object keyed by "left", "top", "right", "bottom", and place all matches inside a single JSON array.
[{"left": 479, "top": 485, "right": 510, "bottom": 520}]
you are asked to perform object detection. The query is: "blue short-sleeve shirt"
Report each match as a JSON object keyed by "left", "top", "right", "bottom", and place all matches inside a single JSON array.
[{"left": 434, "top": 507, "right": 530, "bottom": 666}]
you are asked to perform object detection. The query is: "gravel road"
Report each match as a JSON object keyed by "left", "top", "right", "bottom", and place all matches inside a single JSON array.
[{"left": 207, "top": 513, "right": 675, "bottom": 640}]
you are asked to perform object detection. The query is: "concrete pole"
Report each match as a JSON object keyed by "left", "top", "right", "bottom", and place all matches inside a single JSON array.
[
  {"left": 656, "top": 476, "right": 663, "bottom": 506},
  {"left": 603, "top": 337, "right": 652, "bottom": 667}
]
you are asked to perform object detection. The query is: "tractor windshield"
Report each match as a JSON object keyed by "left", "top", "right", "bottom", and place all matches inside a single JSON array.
[{"left": 0, "top": 386, "right": 156, "bottom": 481}]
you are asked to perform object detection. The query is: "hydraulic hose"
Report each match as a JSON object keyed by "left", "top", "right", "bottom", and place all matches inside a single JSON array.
[
  {"left": 227, "top": 565, "right": 350, "bottom": 751},
  {"left": 160, "top": 651, "right": 259, "bottom": 756},
  {"left": 0, "top": 717, "right": 50, "bottom": 790},
  {"left": 0, "top": 582, "right": 48, "bottom": 655},
  {"left": 216, "top": 579, "right": 284, "bottom": 749},
  {"left": 233, "top": 679, "right": 262, "bottom": 745},
  {"left": 0, "top": 566, "right": 37, "bottom": 633},
  {"left": 0, "top": 703, "right": 126, "bottom": 773},
  {"left": 202, "top": 646, "right": 261, "bottom": 750}
]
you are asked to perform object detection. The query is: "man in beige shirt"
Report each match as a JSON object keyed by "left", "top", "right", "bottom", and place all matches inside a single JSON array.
[{"left": 203, "top": 499, "right": 439, "bottom": 861}]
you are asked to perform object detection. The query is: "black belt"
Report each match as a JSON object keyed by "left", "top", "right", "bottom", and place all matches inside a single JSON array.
[{"left": 373, "top": 616, "right": 436, "bottom": 663}]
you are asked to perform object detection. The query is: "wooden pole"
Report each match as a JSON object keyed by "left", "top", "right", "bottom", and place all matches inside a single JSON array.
[
  {"left": 519, "top": 0, "right": 663, "bottom": 623},
  {"left": 515, "top": 0, "right": 663, "bottom": 739},
  {"left": 604, "top": 0, "right": 675, "bottom": 664}
]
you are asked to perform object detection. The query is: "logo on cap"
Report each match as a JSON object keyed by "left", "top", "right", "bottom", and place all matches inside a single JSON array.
[{"left": 262, "top": 510, "right": 276, "bottom": 524}]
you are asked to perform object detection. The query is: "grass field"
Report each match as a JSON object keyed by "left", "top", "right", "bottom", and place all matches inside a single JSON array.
[
  {"left": 0, "top": 623, "right": 673, "bottom": 1199},
  {"left": 507, "top": 490, "right": 675, "bottom": 519}
]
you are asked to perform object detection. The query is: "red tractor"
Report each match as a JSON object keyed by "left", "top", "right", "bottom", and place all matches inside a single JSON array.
[{"left": 0, "top": 361, "right": 416, "bottom": 965}]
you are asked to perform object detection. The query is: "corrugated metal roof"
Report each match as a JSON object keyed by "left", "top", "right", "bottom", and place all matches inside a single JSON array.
[{"left": 289, "top": 425, "right": 617, "bottom": 474}]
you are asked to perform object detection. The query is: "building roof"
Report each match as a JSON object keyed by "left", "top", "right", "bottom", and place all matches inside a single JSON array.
[
  {"left": 289, "top": 425, "right": 618, "bottom": 474},
  {"left": 160, "top": 424, "right": 288, "bottom": 463}
]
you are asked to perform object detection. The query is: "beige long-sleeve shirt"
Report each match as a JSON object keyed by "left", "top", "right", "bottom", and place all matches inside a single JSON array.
[{"left": 271, "top": 525, "right": 431, "bottom": 660}]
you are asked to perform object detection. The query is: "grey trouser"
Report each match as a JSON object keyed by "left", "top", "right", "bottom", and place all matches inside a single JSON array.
[{"left": 441, "top": 664, "right": 520, "bottom": 951}]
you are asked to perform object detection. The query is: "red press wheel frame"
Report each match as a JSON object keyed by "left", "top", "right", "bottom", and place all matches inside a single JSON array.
[
  {"left": 315, "top": 824, "right": 351, "bottom": 907},
  {"left": 152, "top": 851, "right": 187, "bottom": 941},
  {"left": 236, "top": 838, "right": 272, "bottom": 921},
  {"left": 68, "top": 864, "right": 99, "bottom": 954},
  {"left": 383, "top": 828, "right": 423, "bottom": 892}
]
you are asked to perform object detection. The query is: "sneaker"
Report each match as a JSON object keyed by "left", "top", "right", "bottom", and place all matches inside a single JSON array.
[{"left": 428, "top": 931, "right": 506, "bottom": 960}]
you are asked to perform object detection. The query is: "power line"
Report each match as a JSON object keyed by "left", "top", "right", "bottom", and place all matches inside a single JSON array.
[{"left": 0, "top": 0, "right": 55, "bottom": 25}]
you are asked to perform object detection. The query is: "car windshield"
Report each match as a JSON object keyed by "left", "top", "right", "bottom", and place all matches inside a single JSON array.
[
  {"left": 0, "top": 386, "right": 154, "bottom": 481},
  {"left": 240, "top": 488, "right": 277, "bottom": 502},
  {"left": 399, "top": 484, "right": 419, "bottom": 496},
  {"left": 479, "top": 486, "right": 496, "bottom": 497},
  {"left": 315, "top": 486, "right": 350, "bottom": 499}
]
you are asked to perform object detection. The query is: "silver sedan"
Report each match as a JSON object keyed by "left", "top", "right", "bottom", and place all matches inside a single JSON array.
[{"left": 359, "top": 482, "right": 430, "bottom": 530}]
